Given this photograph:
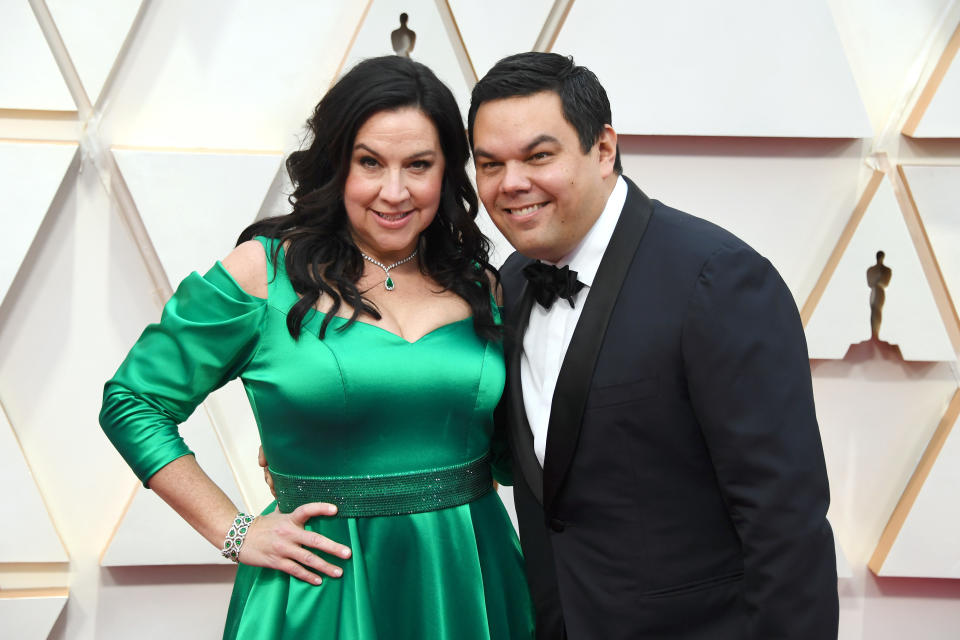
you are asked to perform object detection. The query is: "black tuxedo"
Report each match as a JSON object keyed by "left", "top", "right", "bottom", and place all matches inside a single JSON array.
[{"left": 499, "top": 178, "right": 838, "bottom": 639}]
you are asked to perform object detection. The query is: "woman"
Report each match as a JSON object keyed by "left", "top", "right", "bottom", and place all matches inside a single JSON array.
[{"left": 100, "top": 56, "right": 534, "bottom": 639}]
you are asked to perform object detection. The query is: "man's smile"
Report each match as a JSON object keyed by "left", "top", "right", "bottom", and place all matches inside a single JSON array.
[{"left": 503, "top": 202, "right": 548, "bottom": 217}]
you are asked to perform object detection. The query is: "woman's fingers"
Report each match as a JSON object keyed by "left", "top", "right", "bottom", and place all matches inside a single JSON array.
[
  {"left": 291, "top": 502, "right": 339, "bottom": 523},
  {"left": 298, "top": 530, "right": 352, "bottom": 560},
  {"left": 275, "top": 557, "right": 325, "bottom": 585},
  {"left": 291, "top": 503, "right": 352, "bottom": 560},
  {"left": 293, "top": 545, "right": 345, "bottom": 579},
  {"left": 236, "top": 503, "right": 351, "bottom": 585}
]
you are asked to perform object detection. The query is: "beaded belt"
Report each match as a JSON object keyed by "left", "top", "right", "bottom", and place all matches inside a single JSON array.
[{"left": 271, "top": 454, "right": 492, "bottom": 518}]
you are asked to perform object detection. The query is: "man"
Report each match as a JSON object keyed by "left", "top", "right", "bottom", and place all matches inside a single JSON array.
[{"left": 468, "top": 52, "right": 838, "bottom": 639}]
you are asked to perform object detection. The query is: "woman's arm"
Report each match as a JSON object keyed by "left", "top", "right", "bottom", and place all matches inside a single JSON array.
[
  {"left": 102, "top": 239, "right": 350, "bottom": 584},
  {"left": 148, "top": 455, "right": 350, "bottom": 584}
]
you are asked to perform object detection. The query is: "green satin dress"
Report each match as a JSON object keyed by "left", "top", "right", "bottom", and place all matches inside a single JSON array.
[{"left": 100, "top": 237, "right": 534, "bottom": 639}]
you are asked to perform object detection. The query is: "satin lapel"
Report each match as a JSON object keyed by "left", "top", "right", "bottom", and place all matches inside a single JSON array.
[
  {"left": 506, "top": 280, "right": 544, "bottom": 505},
  {"left": 542, "top": 179, "right": 654, "bottom": 512}
]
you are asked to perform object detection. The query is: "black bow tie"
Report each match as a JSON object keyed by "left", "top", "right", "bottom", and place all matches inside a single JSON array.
[{"left": 523, "top": 261, "right": 585, "bottom": 309}]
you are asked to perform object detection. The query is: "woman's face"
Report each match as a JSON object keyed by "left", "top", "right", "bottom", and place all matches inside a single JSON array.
[{"left": 343, "top": 107, "right": 445, "bottom": 263}]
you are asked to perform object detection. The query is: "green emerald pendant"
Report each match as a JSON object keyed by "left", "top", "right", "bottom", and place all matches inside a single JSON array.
[{"left": 385, "top": 276, "right": 395, "bottom": 291}]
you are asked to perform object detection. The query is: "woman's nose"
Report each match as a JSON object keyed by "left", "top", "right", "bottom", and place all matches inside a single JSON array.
[{"left": 380, "top": 171, "right": 409, "bottom": 204}]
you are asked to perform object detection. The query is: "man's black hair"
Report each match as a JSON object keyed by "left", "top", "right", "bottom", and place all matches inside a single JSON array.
[{"left": 468, "top": 52, "right": 622, "bottom": 173}]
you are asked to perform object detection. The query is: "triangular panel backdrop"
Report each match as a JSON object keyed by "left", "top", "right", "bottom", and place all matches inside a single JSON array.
[
  {"left": 805, "top": 177, "right": 954, "bottom": 361},
  {"left": 45, "top": 0, "right": 144, "bottom": 106},
  {"left": 907, "top": 35, "right": 960, "bottom": 138},
  {"left": 113, "top": 148, "right": 283, "bottom": 287},
  {"left": 341, "top": 0, "right": 475, "bottom": 119},
  {"left": 0, "top": 591, "right": 69, "bottom": 640},
  {"left": 877, "top": 393, "right": 960, "bottom": 578},
  {"left": 0, "top": 1, "right": 74, "bottom": 110},
  {"left": 2, "top": 1, "right": 960, "bottom": 637},
  {"left": 903, "top": 165, "right": 960, "bottom": 314},
  {"left": 0, "top": 141, "right": 77, "bottom": 305},
  {"left": 448, "top": 0, "right": 552, "bottom": 79},
  {"left": 97, "top": 1, "right": 369, "bottom": 150},
  {"left": 0, "top": 406, "right": 68, "bottom": 563},
  {"left": 552, "top": 0, "right": 872, "bottom": 137}
]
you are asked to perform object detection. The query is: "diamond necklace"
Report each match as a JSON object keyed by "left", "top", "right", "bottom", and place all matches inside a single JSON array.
[{"left": 360, "top": 249, "right": 418, "bottom": 291}]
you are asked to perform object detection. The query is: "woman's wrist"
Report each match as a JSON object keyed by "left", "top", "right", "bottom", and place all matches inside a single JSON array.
[{"left": 221, "top": 512, "right": 256, "bottom": 562}]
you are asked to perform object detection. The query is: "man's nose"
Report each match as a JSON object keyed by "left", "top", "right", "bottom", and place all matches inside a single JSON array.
[{"left": 500, "top": 162, "right": 531, "bottom": 193}]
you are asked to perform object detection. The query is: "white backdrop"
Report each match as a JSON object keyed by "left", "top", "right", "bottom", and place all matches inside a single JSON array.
[{"left": 2, "top": 1, "right": 960, "bottom": 638}]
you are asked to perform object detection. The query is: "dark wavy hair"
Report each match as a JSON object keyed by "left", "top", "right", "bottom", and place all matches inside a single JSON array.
[
  {"left": 468, "top": 52, "right": 621, "bottom": 174},
  {"left": 239, "top": 56, "right": 499, "bottom": 341}
]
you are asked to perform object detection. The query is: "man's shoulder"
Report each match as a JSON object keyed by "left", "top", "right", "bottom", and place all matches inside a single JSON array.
[
  {"left": 639, "top": 197, "right": 765, "bottom": 275},
  {"left": 620, "top": 175, "right": 753, "bottom": 260},
  {"left": 649, "top": 200, "right": 751, "bottom": 253},
  {"left": 497, "top": 251, "right": 534, "bottom": 310},
  {"left": 500, "top": 251, "right": 534, "bottom": 283},
  {"left": 638, "top": 200, "right": 789, "bottom": 302}
]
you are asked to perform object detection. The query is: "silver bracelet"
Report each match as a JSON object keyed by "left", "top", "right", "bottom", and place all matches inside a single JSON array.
[{"left": 221, "top": 512, "right": 255, "bottom": 562}]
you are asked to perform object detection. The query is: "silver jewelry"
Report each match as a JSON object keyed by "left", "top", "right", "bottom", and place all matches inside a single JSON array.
[
  {"left": 360, "top": 249, "right": 418, "bottom": 291},
  {"left": 221, "top": 512, "right": 255, "bottom": 563}
]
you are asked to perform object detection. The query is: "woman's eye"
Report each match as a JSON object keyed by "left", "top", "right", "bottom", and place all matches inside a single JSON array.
[
  {"left": 359, "top": 156, "right": 379, "bottom": 168},
  {"left": 410, "top": 160, "right": 432, "bottom": 170}
]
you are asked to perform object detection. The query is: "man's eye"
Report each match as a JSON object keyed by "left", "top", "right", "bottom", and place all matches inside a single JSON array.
[{"left": 531, "top": 152, "right": 550, "bottom": 161}]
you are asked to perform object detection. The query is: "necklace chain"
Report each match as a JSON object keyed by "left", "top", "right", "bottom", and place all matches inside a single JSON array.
[{"left": 361, "top": 249, "right": 418, "bottom": 291}]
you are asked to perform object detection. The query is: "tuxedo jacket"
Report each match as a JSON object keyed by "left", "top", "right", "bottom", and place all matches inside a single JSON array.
[{"left": 499, "top": 178, "right": 838, "bottom": 639}]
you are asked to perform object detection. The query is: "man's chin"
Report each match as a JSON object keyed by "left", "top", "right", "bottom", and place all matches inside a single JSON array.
[
  {"left": 513, "top": 244, "right": 561, "bottom": 263},
  {"left": 495, "top": 228, "right": 560, "bottom": 262}
]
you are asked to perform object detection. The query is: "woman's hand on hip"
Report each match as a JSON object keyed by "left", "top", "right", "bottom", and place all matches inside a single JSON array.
[{"left": 238, "top": 502, "right": 352, "bottom": 585}]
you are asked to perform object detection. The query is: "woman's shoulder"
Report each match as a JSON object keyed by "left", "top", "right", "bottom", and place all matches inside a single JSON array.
[{"left": 221, "top": 239, "right": 270, "bottom": 299}]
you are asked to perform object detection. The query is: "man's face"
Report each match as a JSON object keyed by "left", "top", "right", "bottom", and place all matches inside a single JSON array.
[{"left": 472, "top": 91, "right": 617, "bottom": 263}]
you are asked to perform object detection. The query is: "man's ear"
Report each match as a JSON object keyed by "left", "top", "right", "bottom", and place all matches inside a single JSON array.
[{"left": 596, "top": 124, "right": 618, "bottom": 177}]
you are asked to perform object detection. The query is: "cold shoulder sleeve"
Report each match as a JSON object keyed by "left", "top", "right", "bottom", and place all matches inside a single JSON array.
[{"left": 100, "top": 262, "right": 267, "bottom": 485}]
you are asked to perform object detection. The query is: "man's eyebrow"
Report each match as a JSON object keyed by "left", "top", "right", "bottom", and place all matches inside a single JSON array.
[
  {"left": 473, "top": 134, "right": 561, "bottom": 160},
  {"left": 522, "top": 134, "right": 560, "bottom": 153}
]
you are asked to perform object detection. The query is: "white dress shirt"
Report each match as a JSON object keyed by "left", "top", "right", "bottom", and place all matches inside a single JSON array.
[{"left": 521, "top": 176, "right": 628, "bottom": 466}]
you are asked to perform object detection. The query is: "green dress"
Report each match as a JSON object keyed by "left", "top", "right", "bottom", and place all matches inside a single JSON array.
[{"left": 100, "top": 237, "right": 534, "bottom": 639}]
